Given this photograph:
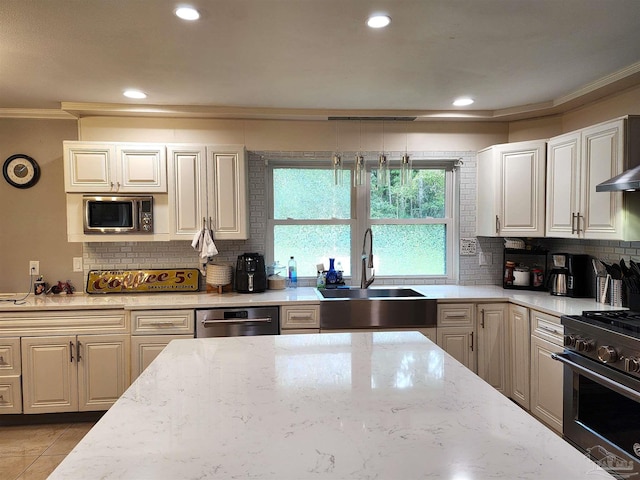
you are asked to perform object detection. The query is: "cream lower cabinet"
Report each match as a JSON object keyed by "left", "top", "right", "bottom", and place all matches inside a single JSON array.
[
  {"left": 530, "top": 310, "right": 564, "bottom": 433},
  {"left": 508, "top": 304, "right": 530, "bottom": 409},
  {"left": 437, "top": 303, "right": 476, "bottom": 372},
  {"left": 280, "top": 305, "right": 320, "bottom": 334},
  {"left": 21, "top": 334, "right": 130, "bottom": 414},
  {"left": 0, "top": 337, "right": 22, "bottom": 413},
  {"left": 130, "top": 309, "right": 194, "bottom": 380},
  {"left": 476, "top": 303, "right": 509, "bottom": 396}
]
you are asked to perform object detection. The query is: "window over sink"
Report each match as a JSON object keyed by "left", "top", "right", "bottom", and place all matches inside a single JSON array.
[{"left": 267, "top": 158, "right": 457, "bottom": 282}]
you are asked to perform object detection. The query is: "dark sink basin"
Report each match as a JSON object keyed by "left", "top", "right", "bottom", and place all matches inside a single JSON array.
[
  {"left": 318, "top": 287, "right": 425, "bottom": 299},
  {"left": 317, "top": 287, "right": 436, "bottom": 330}
]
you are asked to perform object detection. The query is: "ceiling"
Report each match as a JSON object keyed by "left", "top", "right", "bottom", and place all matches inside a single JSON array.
[{"left": 2, "top": 0, "right": 640, "bottom": 121}]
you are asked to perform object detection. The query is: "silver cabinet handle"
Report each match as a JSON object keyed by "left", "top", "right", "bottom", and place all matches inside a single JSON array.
[
  {"left": 480, "top": 309, "right": 485, "bottom": 329},
  {"left": 70, "top": 341, "right": 74, "bottom": 363},
  {"left": 571, "top": 212, "right": 577, "bottom": 234},
  {"left": 470, "top": 331, "right": 474, "bottom": 351},
  {"left": 150, "top": 321, "right": 177, "bottom": 327},
  {"left": 495, "top": 215, "right": 500, "bottom": 234},
  {"left": 290, "top": 314, "right": 313, "bottom": 320},
  {"left": 577, "top": 213, "right": 583, "bottom": 234},
  {"left": 537, "top": 324, "right": 561, "bottom": 336},
  {"left": 445, "top": 314, "right": 468, "bottom": 319},
  {"left": 77, "top": 340, "right": 82, "bottom": 361}
]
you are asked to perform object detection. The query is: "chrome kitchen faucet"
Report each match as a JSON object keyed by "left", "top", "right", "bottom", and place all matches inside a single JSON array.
[{"left": 361, "top": 228, "right": 375, "bottom": 288}]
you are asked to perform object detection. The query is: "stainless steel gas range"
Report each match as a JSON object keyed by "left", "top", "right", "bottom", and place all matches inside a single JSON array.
[{"left": 555, "top": 310, "right": 640, "bottom": 479}]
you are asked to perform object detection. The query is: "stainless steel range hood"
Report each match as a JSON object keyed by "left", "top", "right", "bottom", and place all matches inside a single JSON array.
[{"left": 596, "top": 164, "right": 640, "bottom": 192}]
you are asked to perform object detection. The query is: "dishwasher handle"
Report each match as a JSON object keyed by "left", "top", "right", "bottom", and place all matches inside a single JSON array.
[{"left": 200, "top": 316, "right": 273, "bottom": 326}]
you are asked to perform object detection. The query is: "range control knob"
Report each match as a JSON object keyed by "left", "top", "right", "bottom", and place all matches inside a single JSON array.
[
  {"left": 625, "top": 357, "right": 640, "bottom": 373},
  {"left": 598, "top": 346, "right": 619, "bottom": 364},
  {"left": 564, "top": 335, "right": 577, "bottom": 347},
  {"left": 576, "top": 339, "right": 595, "bottom": 352}
]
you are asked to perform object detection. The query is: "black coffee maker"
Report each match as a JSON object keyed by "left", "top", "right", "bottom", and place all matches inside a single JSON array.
[{"left": 235, "top": 253, "right": 267, "bottom": 293}]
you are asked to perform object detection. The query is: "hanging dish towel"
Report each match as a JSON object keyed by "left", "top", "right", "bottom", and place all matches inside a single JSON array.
[{"left": 192, "top": 227, "right": 218, "bottom": 259}]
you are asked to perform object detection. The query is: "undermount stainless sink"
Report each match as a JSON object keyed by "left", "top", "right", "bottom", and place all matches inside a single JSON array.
[
  {"left": 318, "top": 287, "right": 425, "bottom": 299},
  {"left": 317, "top": 287, "right": 436, "bottom": 330}
]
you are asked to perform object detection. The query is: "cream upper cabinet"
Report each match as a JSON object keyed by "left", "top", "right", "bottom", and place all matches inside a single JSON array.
[
  {"left": 546, "top": 116, "right": 640, "bottom": 240},
  {"left": 476, "top": 140, "right": 547, "bottom": 237},
  {"left": 167, "top": 144, "right": 249, "bottom": 240},
  {"left": 64, "top": 141, "right": 167, "bottom": 193},
  {"left": 476, "top": 303, "right": 509, "bottom": 396},
  {"left": 508, "top": 304, "right": 530, "bottom": 410},
  {"left": 167, "top": 145, "right": 207, "bottom": 239}
]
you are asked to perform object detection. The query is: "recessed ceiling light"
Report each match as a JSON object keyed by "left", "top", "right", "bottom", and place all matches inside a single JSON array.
[
  {"left": 175, "top": 6, "right": 200, "bottom": 21},
  {"left": 453, "top": 97, "right": 474, "bottom": 107},
  {"left": 367, "top": 15, "right": 391, "bottom": 28},
  {"left": 123, "top": 89, "right": 147, "bottom": 99}
]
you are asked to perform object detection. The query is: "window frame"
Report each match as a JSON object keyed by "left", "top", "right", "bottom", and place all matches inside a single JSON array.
[{"left": 266, "top": 157, "right": 459, "bottom": 284}]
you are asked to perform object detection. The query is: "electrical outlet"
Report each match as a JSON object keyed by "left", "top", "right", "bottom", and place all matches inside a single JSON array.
[
  {"left": 29, "top": 260, "right": 40, "bottom": 276},
  {"left": 73, "top": 257, "right": 83, "bottom": 272},
  {"left": 479, "top": 253, "right": 492, "bottom": 266}
]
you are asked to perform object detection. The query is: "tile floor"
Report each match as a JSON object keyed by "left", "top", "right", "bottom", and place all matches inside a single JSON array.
[{"left": 0, "top": 422, "right": 95, "bottom": 480}]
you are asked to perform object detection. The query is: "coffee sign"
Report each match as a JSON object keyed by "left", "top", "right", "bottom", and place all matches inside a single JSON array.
[{"left": 86, "top": 269, "right": 200, "bottom": 294}]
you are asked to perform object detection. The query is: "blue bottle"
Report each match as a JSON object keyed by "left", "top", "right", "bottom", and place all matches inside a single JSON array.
[
  {"left": 288, "top": 256, "right": 297, "bottom": 288},
  {"left": 326, "top": 258, "right": 338, "bottom": 285}
]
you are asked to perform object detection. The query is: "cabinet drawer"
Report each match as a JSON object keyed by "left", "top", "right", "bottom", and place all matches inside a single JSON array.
[
  {"left": 437, "top": 303, "right": 475, "bottom": 327},
  {"left": 0, "top": 375, "right": 22, "bottom": 414},
  {"left": 131, "top": 310, "right": 194, "bottom": 335},
  {"left": 0, "top": 337, "right": 20, "bottom": 375},
  {"left": 280, "top": 305, "right": 320, "bottom": 329},
  {"left": 531, "top": 310, "right": 563, "bottom": 345}
]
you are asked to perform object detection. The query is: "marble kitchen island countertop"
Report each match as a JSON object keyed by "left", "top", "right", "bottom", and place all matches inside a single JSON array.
[{"left": 49, "top": 332, "right": 614, "bottom": 479}]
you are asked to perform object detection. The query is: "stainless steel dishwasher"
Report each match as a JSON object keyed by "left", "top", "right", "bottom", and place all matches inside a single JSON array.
[{"left": 195, "top": 306, "right": 280, "bottom": 337}]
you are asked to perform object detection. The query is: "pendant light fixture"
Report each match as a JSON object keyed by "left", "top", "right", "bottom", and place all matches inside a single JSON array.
[
  {"left": 354, "top": 120, "right": 365, "bottom": 187},
  {"left": 378, "top": 120, "right": 388, "bottom": 188},
  {"left": 400, "top": 123, "right": 411, "bottom": 185},
  {"left": 333, "top": 120, "right": 343, "bottom": 186}
]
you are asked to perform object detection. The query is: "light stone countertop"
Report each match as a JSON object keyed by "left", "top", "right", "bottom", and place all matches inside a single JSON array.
[
  {"left": 0, "top": 284, "right": 624, "bottom": 318},
  {"left": 48, "top": 332, "right": 614, "bottom": 479}
]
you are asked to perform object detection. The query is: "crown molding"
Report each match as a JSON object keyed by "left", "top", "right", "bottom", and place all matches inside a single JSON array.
[{"left": 0, "top": 108, "right": 76, "bottom": 120}]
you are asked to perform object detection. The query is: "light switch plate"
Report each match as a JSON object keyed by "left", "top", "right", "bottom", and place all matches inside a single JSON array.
[
  {"left": 73, "top": 257, "right": 83, "bottom": 272},
  {"left": 479, "top": 252, "right": 492, "bottom": 266}
]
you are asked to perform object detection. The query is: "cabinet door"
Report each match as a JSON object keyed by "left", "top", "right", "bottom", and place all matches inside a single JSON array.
[
  {"left": 0, "top": 375, "right": 22, "bottom": 414},
  {"left": 131, "top": 334, "right": 192, "bottom": 381},
  {"left": 77, "top": 334, "right": 130, "bottom": 411},
  {"left": 530, "top": 334, "right": 563, "bottom": 433},
  {"left": 116, "top": 144, "right": 167, "bottom": 192},
  {"left": 476, "top": 147, "right": 499, "bottom": 236},
  {"left": 508, "top": 304, "right": 530, "bottom": 409},
  {"left": 64, "top": 142, "right": 117, "bottom": 192},
  {"left": 436, "top": 327, "right": 476, "bottom": 372},
  {"left": 206, "top": 145, "right": 249, "bottom": 240},
  {"left": 21, "top": 336, "right": 78, "bottom": 414},
  {"left": 546, "top": 132, "right": 580, "bottom": 237},
  {"left": 580, "top": 119, "right": 624, "bottom": 239},
  {"left": 476, "top": 304, "right": 509, "bottom": 395},
  {"left": 167, "top": 146, "right": 207, "bottom": 239},
  {"left": 498, "top": 141, "right": 546, "bottom": 237}
]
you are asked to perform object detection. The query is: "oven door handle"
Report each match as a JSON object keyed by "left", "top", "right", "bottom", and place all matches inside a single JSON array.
[
  {"left": 552, "top": 352, "right": 640, "bottom": 402},
  {"left": 201, "top": 317, "right": 272, "bottom": 326}
]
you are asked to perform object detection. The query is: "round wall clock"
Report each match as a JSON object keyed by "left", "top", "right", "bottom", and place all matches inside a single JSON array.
[{"left": 3, "top": 154, "right": 40, "bottom": 189}]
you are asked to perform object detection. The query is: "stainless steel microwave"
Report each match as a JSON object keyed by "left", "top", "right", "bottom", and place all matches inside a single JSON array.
[{"left": 83, "top": 195, "right": 153, "bottom": 234}]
